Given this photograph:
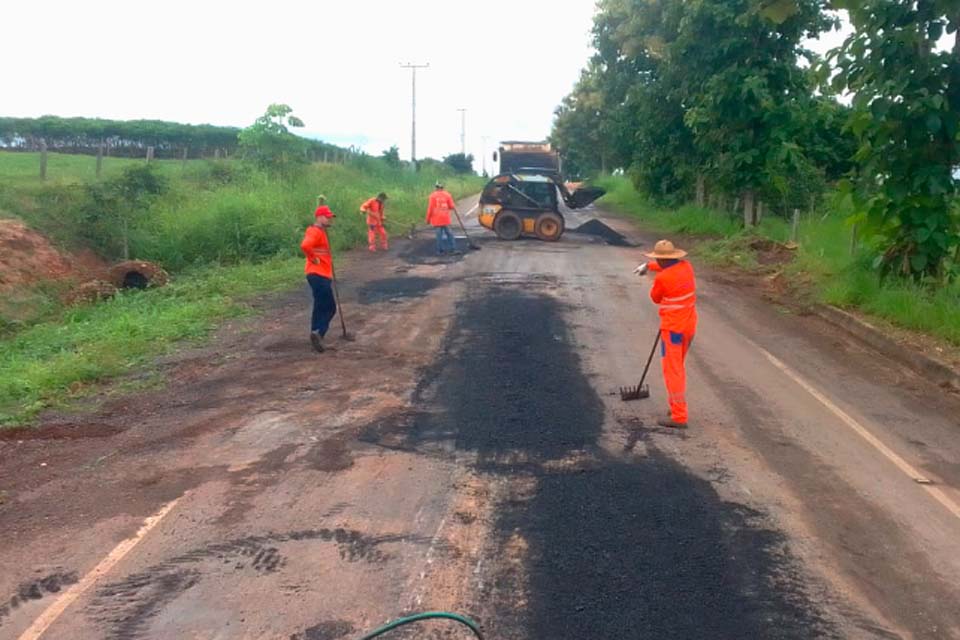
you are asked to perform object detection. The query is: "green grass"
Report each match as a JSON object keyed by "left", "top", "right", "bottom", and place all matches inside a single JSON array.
[
  {"left": 598, "top": 174, "right": 960, "bottom": 346},
  {"left": 0, "top": 257, "right": 299, "bottom": 426},
  {"left": 0, "top": 151, "right": 485, "bottom": 426},
  {"left": 0, "top": 150, "right": 187, "bottom": 187}
]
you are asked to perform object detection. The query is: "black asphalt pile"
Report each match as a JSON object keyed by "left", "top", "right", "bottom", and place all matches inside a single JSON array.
[
  {"left": 398, "top": 283, "right": 836, "bottom": 639},
  {"left": 569, "top": 219, "right": 634, "bottom": 247},
  {"left": 356, "top": 277, "right": 441, "bottom": 305}
]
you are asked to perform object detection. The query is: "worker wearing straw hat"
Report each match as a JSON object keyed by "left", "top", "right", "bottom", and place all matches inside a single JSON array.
[{"left": 634, "top": 240, "right": 697, "bottom": 428}]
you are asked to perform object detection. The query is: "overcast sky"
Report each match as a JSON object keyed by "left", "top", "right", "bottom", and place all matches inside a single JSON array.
[{"left": 3, "top": 1, "right": 851, "bottom": 164}]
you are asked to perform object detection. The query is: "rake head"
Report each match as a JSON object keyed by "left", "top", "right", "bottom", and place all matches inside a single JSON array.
[{"left": 619, "top": 384, "right": 650, "bottom": 402}]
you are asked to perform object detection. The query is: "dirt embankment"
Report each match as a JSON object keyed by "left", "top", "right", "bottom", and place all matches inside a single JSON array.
[{"left": 0, "top": 219, "right": 107, "bottom": 294}]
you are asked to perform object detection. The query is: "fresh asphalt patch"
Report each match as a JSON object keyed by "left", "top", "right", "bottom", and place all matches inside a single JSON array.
[
  {"left": 356, "top": 277, "right": 442, "bottom": 305},
  {"left": 398, "top": 236, "right": 472, "bottom": 266},
  {"left": 392, "top": 282, "right": 839, "bottom": 638}
]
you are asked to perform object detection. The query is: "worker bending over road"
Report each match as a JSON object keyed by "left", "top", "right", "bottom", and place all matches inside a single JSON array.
[
  {"left": 426, "top": 182, "right": 458, "bottom": 255},
  {"left": 301, "top": 204, "right": 337, "bottom": 353},
  {"left": 635, "top": 239, "right": 697, "bottom": 428},
  {"left": 360, "top": 192, "right": 389, "bottom": 252}
]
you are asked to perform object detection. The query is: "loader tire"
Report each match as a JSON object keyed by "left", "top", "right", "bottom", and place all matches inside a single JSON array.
[
  {"left": 535, "top": 212, "right": 564, "bottom": 242},
  {"left": 494, "top": 210, "right": 522, "bottom": 241}
]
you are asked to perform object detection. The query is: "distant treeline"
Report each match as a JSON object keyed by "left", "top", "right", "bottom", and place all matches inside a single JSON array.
[{"left": 0, "top": 115, "right": 350, "bottom": 160}]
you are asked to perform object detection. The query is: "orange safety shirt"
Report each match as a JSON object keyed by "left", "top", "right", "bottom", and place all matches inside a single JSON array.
[
  {"left": 426, "top": 190, "right": 455, "bottom": 227},
  {"left": 649, "top": 260, "right": 697, "bottom": 333},
  {"left": 301, "top": 225, "right": 333, "bottom": 279},
  {"left": 361, "top": 198, "right": 385, "bottom": 226}
]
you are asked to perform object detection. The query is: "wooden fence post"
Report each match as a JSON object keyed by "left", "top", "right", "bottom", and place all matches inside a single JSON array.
[
  {"left": 96, "top": 142, "right": 104, "bottom": 178},
  {"left": 695, "top": 174, "right": 706, "bottom": 207},
  {"left": 181, "top": 147, "right": 189, "bottom": 168},
  {"left": 39, "top": 139, "right": 48, "bottom": 180},
  {"left": 146, "top": 146, "right": 155, "bottom": 163},
  {"left": 791, "top": 208, "right": 800, "bottom": 244}
]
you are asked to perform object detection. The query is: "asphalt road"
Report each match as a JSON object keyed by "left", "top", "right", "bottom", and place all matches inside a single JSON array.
[{"left": 1, "top": 198, "right": 959, "bottom": 640}]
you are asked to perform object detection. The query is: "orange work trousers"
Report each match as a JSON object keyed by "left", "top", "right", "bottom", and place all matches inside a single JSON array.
[
  {"left": 661, "top": 328, "right": 694, "bottom": 423},
  {"left": 368, "top": 224, "right": 388, "bottom": 251}
]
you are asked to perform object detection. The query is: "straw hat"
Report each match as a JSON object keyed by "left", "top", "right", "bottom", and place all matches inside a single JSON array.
[{"left": 644, "top": 239, "right": 687, "bottom": 260}]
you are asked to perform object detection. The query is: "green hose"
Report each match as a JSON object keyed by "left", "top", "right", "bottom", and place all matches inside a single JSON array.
[{"left": 358, "top": 612, "right": 484, "bottom": 640}]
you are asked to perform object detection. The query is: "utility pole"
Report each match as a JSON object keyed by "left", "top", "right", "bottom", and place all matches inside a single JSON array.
[
  {"left": 481, "top": 135, "right": 489, "bottom": 176},
  {"left": 400, "top": 62, "right": 429, "bottom": 168},
  {"left": 457, "top": 108, "right": 467, "bottom": 155}
]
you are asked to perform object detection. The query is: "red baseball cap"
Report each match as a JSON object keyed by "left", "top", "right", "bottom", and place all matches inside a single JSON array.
[{"left": 314, "top": 205, "right": 336, "bottom": 218}]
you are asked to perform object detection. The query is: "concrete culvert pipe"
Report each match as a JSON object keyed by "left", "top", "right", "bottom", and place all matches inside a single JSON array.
[{"left": 108, "top": 260, "right": 169, "bottom": 290}]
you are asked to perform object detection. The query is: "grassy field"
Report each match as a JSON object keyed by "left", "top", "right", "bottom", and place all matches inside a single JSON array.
[
  {"left": 0, "top": 151, "right": 484, "bottom": 426},
  {"left": 597, "top": 175, "right": 960, "bottom": 346}
]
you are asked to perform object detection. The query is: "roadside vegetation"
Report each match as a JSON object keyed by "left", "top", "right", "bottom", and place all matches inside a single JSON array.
[
  {"left": 553, "top": 1, "right": 960, "bottom": 347},
  {"left": 599, "top": 175, "right": 960, "bottom": 346},
  {"left": 0, "top": 106, "right": 484, "bottom": 426}
]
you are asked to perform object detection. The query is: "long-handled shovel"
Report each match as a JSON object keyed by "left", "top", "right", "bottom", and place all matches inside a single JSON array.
[
  {"left": 620, "top": 329, "right": 661, "bottom": 401},
  {"left": 452, "top": 207, "right": 481, "bottom": 251},
  {"left": 330, "top": 264, "right": 355, "bottom": 342}
]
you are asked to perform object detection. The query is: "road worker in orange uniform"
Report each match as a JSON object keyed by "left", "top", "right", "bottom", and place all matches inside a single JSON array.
[
  {"left": 426, "top": 182, "right": 458, "bottom": 255},
  {"left": 635, "top": 240, "right": 697, "bottom": 428},
  {"left": 360, "top": 192, "right": 389, "bottom": 252},
  {"left": 301, "top": 205, "right": 337, "bottom": 353}
]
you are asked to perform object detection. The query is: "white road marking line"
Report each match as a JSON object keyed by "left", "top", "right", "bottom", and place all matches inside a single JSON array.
[
  {"left": 759, "top": 347, "right": 960, "bottom": 521},
  {"left": 464, "top": 204, "right": 478, "bottom": 218},
  {"left": 18, "top": 496, "right": 183, "bottom": 640},
  {"left": 413, "top": 515, "right": 448, "bottom": 608}
]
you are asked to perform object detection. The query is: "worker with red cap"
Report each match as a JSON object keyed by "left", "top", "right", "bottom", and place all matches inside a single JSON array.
[
  {"left": 635, "top": 239, "right": 697, "bottom": 428},
  {"left": 301, "top": 199, "right": 337, "bottom": 353},
  {"left": 426, "top": 182, "right": 458, "bottom": 255},
  {"left": 360, "top": 192, "right": 389, "bottom": 252}
]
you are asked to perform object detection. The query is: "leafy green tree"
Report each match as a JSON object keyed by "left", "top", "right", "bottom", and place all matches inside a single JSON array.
[
  {"left": 81, "top": 165, "right": 168, "bottom": 260},
  {"left": 237, "top": 104, "right": 309, "bottom": 173},
  {"left": 827, "top": 1, "right": 960, "bottom": 278},
  {"left": 381, "top": 145, "right": 401, "bottom": 167},
  {"left": 443, "top": 153, "right": 475, "bottom": 174}
]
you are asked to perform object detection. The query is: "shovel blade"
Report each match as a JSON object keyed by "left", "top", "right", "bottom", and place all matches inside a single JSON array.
[{"left": 619, "top": 384, "right": 650, "bottom": 402}]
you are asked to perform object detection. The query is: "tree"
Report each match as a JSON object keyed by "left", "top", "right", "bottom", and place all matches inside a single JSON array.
[
  {"left": 827, "top": 1, "right": 960, "bottom": 279},
  {"left": 443, "top": 153, "right": 475, "bottom": 174},
  {"left": 381, "top": 145, "right": 401, "bottom": 168},
  {"left": 237, "top": 104, "right": 309, "bottom": 173},
  {"left": 81, "top": 165, "right": 168, "bottom": 260}
]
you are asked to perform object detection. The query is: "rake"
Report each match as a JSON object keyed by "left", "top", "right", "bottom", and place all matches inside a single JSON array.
[{"left": 620, "top": 330, "right": 661, "bottom": 401}]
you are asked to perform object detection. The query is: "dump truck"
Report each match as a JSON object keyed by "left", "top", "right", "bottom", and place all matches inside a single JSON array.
[
  {"left": 477, "top": 170, "right": 605, "bottom": 242},
  {"left": 495, "top": 141, "right": 561, "bottom": 176}
]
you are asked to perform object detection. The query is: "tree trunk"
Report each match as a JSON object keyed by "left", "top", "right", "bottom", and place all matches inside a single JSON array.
[
  {"left": 756, "top": 200, "right": 765, "bottom": 225},
  {"left": 742, "top": 190, "right": 755, "bottom": 227},
  {"left": 39, "top": 139, "right": 48, "bottom": 180},
  {"left": 96, "top": 141, "right": 104, "bottom": 178},
  {"left": 695, "top": 174, "right": 706, "bottom": 207}
]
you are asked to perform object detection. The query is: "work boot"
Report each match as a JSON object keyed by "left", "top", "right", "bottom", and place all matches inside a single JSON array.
[
  {"left": 658, "top": 414, "right": 688, "bottom": 429},
  {"left": 310, "top": 331, "right": 325, "bottom": 353}
]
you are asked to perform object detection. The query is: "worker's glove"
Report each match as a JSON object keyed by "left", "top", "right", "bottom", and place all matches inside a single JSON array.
[{"left": 633, "top": 263, "right": 649, "bottom": 276}]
